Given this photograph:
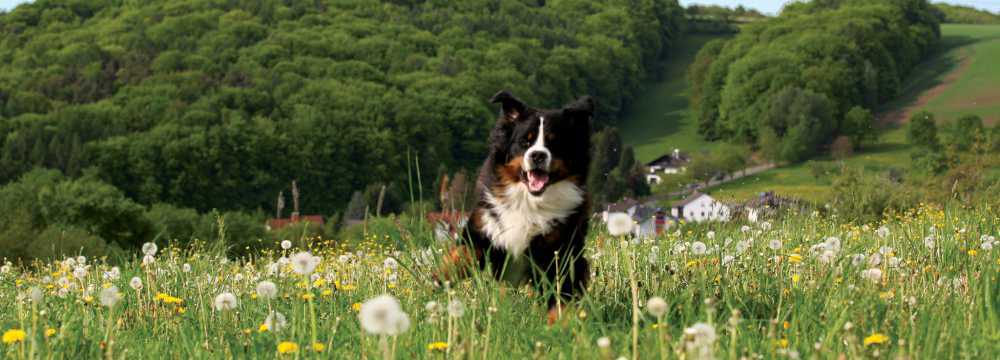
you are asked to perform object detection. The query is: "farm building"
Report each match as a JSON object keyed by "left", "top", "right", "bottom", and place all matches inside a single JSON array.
[
  {"left": 671, "top": 192, "right": 730, "bottom": 222},
  {"left": 645, "top": 149, "right": 690, "bottom": 185}
]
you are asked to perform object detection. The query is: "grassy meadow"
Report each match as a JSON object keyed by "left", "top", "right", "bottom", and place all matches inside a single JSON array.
[{"left": 2, "top": 204, "right": 999, "bottom": 358}]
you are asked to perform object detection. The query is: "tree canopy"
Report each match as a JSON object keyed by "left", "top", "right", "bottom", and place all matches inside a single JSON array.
[{"left": 0, "top": 0, "right": 684, "bottom": 215}]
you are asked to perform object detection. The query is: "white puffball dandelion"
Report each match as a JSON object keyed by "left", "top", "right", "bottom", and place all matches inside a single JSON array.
[
  {"left": 100, "top": 286, "right": 120, "bottom": 308},
  {"left": 425, "top": 301, "right": 440, "bottom": 314},
  {"left": 981, "top": 241, "right": 994, "bottom": 251},
  {"left": 861, "top": 268, "right": 882, "bottom": 283},
  {"left": 72, "top": 266, "right": 87, "bottom": 279},
  {"left": 265, "top": 311, "right": 288, "bottom": 332},
  {"left": 142, "top": 242, "right": 158, "bottom": 256},
  {"left": 683, "top": 322, "right": 717, "bottom": 359},
  {"left": 721, "top": 255, "right": 735, "bottom": 266},
  {"left": 447, "top": 299, "right": 466, "bottom": 318},
  {"left": 290, "top": 251, "right": 320, "bottom": 275},
  {"left": 597, "top": 336, "right": 611, "bottom": 349},
  {"left": 768, "top": 239, "right": 782, "bottom": 250},
  {"left": 280, "top": 240, "right": 292, "bottom": 250},
  {"left": 214, "top": 292, "right": 239, "bottom": 311},
  {"left": 359, "top": 294, "right": 410, "bottom": 336},
  {"left": 256, "top": 281, "right": 278, "bottom": 300},
  {"left": 129, "top": 276, "right": 143, "bottom": 291},
  {"left": 606, "top": 212, "right": 634, "bottom": 236},
  {"left": 646, "top": 297, "right": 668, "bottom": 317},
  {"left": 29, "top": 287, "right": 43, "bottom": 303},
  {"left": 923, "top": 236, "right": 936, "bottom": 249},
  {"left": 691, "top": 241, "right": 707, "bottom": 255},
  {"left": 142, "top": 255, "right": 155, "bottom": 265},
  {"left": 876, "top": 226, "right": 890, "bottom": 238},
  {"left": 182, "top": 263, "right": 192, "bottom": 272}
]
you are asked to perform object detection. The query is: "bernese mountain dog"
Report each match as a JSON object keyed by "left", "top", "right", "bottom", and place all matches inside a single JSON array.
[{"left": 438, "top": 90, "right": 594, "bottom": 323}]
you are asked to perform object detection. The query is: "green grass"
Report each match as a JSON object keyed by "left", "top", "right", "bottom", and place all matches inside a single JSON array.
[
  {"left": 620, "top": 34, "right": 730, "bottom": 163},
  {"left": 920, "top": 24, "right": 1000, "bottom": 124},
  {"left": 1, "top": 205, "right": 998, "bottom": 358}
]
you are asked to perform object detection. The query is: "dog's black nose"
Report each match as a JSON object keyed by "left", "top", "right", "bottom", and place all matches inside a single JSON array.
[{"left": 529, "top": 151, "right": 547, "bottom": 166}]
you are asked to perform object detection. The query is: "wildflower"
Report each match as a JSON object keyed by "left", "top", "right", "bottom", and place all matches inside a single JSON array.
[
  {"left": 448, "top": 299, "right": 466, "bottom": 318},
  {"left": 280, "top": 240, "right": 292, "bottom": 250},
  {"left": 878, "top": 246, "right": 893, "bottom": 255},
  {"left": 817, "top": 250, "right": 837, "bottom": 264},
  {"left": 691, "top": 241, "right": 707, "bottom": 255},
  {"left": 44, "top": 328, "right": 56, "bottom": 338},
  {"left": 72, "top": 266, "right": 87, "bottom": 279},
  {"left": 760, "top": 221, "right": 772, "bottom": 231},
  {"left": 352, "top": 302, "right": 362, "bottom": 312},
  {"left": 142, "top": 242, "right": 158, "bottom": 256},
  {"left": 311, "top": 342, "right": 325, "bottom": 352},
  {"left": 256, "top": 281, "right": 278, "bottom": 300},
  {"left": 265, "top": 311, "right": 288, "bottom": 332},
  {"left": 735, "top": 240, "right": 751, "bottom": 254},
  {"left": 425, "top": 301, "right": 440, "bottom": 314},
  {"left": 768, "top": 239, "right": 782, "bottom": 250},
  {"left": 606, "top": 213, "right": 633, "bottom": 236},
  {"left": 100, "top": 286, "right": 120, "bottom": 307},
  {"left": 876, "top": 226, "right": 890, "bottom": 238},
  {"left": 646, "top": 297, "right": 668, "bottom": 317},
  {"left": 721, "top": 255, "right": 735, "bottom": 266},
  {"left": 824, "top": 236, "right": 842, "bottom": 252},
  {"left": 863, "top": 333, "right": 889, "bottom": 346},
  {"left": 154, "top": 293, "right": 183, "bottom": 305},
  {"left": 2, "top": 329, "right": 26, "bottom": 344},
  {"left": 850, "top": 254, "right": 866, "bottom": 266},
  {"left": 76, "top": 256, "right": 87, "bottom": 265},
  {"left": 596, "top": 337, "right": 611, "bottom": 349},
  {"left": 129, "top": 277, "right": 143, "bottom": 291},
  {"left": 981, "top": 241, "right": 994, "bottom": 251},
  {"left": 290, "top": 252, "right": 320, "bottom": 275},
  {"left": 683, "top": 322, "right": 717, "bottom": 360},
  {"left": 740, "top": 225, "right": 751, "bottom": 233},
  {"left": 427, "top": 341, "right": 449, "bottom": 351},
  {"left": 301, "top": 293, "right": 314, "bottom": 301},
  {"left": 868, "top": 253, "right": 882, "bottom": 266},
  {"left": 359, "top": 294, "right": 411, "bottom": 335},
  {"left": 182, "top": 263, "right": 192, "bottom": 272},
  {"left": 214, "top": 292, "right": 239, "bottom": 311},
  {"left": 142, "top": 255, "right": 155, "bottom": 266},
  {"left": 277, "top": 341, "right": 298, "bottom": 354},
  {"left": 967, "top": 249, "right": 977, "bottom": 256},
  {"left": 923, "top": 236, "right": 936, "bottom": 249},
  {"left": 103, "top": 267, "right": 120, "bottom": 281},
  {"left": 28, "top": 287, "right": 43, "bottom": 303},
  {"left": 861, "top": 268, "right": 882, "bottom": 283},
  {"left": 788, "top": 254, "right": 803, "bottom": 264}
]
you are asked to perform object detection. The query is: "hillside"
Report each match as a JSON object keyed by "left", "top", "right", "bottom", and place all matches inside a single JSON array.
[
  {"left": 934, "top": 3, "right": 1000, "bottom": 24},
  {"left": 618, "top": 34, "right": 730, "bottom": 163},
  {"left": 710, "top": 24, "right": 1000, "bottom": 203},
  {"left": 0, "top": 0, "right": 684, "bottom": 215}
]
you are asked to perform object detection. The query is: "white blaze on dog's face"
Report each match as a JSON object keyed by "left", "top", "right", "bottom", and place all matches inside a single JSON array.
[{"left": 522, "top": 116, "right": 552, "bottom": 193}]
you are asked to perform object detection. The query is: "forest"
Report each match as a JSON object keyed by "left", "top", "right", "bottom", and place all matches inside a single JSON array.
[
  {"left": 689, "top": 0, "right": 941, "bottom": 162},
  {"left": 0, "top": 0, "right": 683, "bottom": 215},
  {"left": 0, "top": 0, "right": 685, "bottom": 257}
]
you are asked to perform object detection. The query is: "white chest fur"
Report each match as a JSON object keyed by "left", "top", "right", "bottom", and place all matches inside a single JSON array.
[{"left": 481, "top": 180, "right": 583, "bottom": 258}]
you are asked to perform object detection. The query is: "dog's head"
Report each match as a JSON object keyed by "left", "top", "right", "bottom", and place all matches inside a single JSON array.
[{"left": 490, "top": 90, "right": 594, "bottom": 196}]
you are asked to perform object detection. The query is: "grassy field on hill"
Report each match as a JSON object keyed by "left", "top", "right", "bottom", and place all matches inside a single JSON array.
[
  {"left": 1, "top": 204, "right": 998, "bottom": 358},
  {"left": 709, "top": 24, "right": 1000, "bottom": 203},
  {"left": 619, "top": 34, "right": 730, "bottom": 163}
]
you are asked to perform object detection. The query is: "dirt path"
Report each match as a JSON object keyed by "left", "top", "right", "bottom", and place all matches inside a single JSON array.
[{"left": 878, "top": 49, "right": 973, "bottom": 125}]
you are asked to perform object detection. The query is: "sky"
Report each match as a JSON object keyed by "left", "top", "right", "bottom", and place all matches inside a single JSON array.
[{"left": 0, "top": 0, "right": 998, "bottom": 17}]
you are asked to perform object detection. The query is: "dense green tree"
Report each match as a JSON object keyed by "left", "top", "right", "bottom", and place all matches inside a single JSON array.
[
  {"left": 943, "top": 114, "right": 985, "bottom": 152},
  {"left": 907, "top": 111, "right": 941, "bottom": 150},
  {"left": 842, "top": 106, "right": 877, "bottom": 149}
]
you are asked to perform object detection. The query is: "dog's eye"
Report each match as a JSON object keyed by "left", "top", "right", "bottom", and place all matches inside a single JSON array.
[{"left": 520, "top": 139, "right": 531, "bottom": 148}]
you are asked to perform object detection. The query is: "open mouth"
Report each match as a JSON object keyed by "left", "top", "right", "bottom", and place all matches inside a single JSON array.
[{"left": 525, "top": 169, "right": 550, "bottom": 194}]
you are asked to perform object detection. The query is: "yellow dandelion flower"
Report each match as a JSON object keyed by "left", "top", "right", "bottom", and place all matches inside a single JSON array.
[
  {"left": 788, "top": 254, "right": 803, "bottom": 264},
  {"left": 278, "top": 341, "right": 299, "bottom": 354},
  {"left": 863, "top": 333, "right": 889, "bottom": 346},
  {"left": 352, "top": 302, "right": 362, "bottom": 312},
  {"left": 879, "top": 291, "right": 894, "bottom": 300},
  {"left": 791, "top": 274, "right": 801, "bottom": 284},
  {"left": 427, "top": 341, "right": 448, "bottom": 351},
  {"left": 44, "top": 328, "right": 56, "bottom": 338},
  {"left": 258, "top": 324, "right": 269, "bottom": 333},
  {"left": 301, "top": 293, "right": 315, "bottom": 301},
  {"left": 321, "top": 289, "right": 333, "bottom": 297},
  {"left": 967, "top": 249, "right": 977, "bottom": 256},
  {"left": 776, "top": 338, "right": 789, "bottom": 348},
  {"left": 783, "top": 321, "right": 790, "bottom": 330},
  {"left": 2, "top": 329, "right": 26, "bottom": 344},
  {"left": 312, "top": 342, "right": 326, "bottom": 352}
]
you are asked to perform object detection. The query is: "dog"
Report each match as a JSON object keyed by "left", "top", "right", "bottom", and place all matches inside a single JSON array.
[{"left": 438, "top": 90, "right": 594, "bottom": 323}]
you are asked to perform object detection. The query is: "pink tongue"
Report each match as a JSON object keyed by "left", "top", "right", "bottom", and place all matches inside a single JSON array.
[{"left": 527, "top": 172, "right": 549, "bottom": 192}]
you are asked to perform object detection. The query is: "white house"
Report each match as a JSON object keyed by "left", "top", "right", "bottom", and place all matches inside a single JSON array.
[
  {"left": 671, "top": 192, "right": 730, "bottom": 222},
  {"left": 601, "top": 198, "right": 671, "bottom": 238}
]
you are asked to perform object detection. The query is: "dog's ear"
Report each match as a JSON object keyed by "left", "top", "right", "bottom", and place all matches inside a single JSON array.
[
  {"left": 490, "top": 90, "right": 527, "bottom": 121},
  {"left": 562, "top": 95, "right": 595, "bottom": 120}
]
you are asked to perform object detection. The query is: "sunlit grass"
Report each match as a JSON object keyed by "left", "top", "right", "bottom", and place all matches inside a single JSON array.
[{"left": 1, "top": 204, "right": 998, "bottom": 358}]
